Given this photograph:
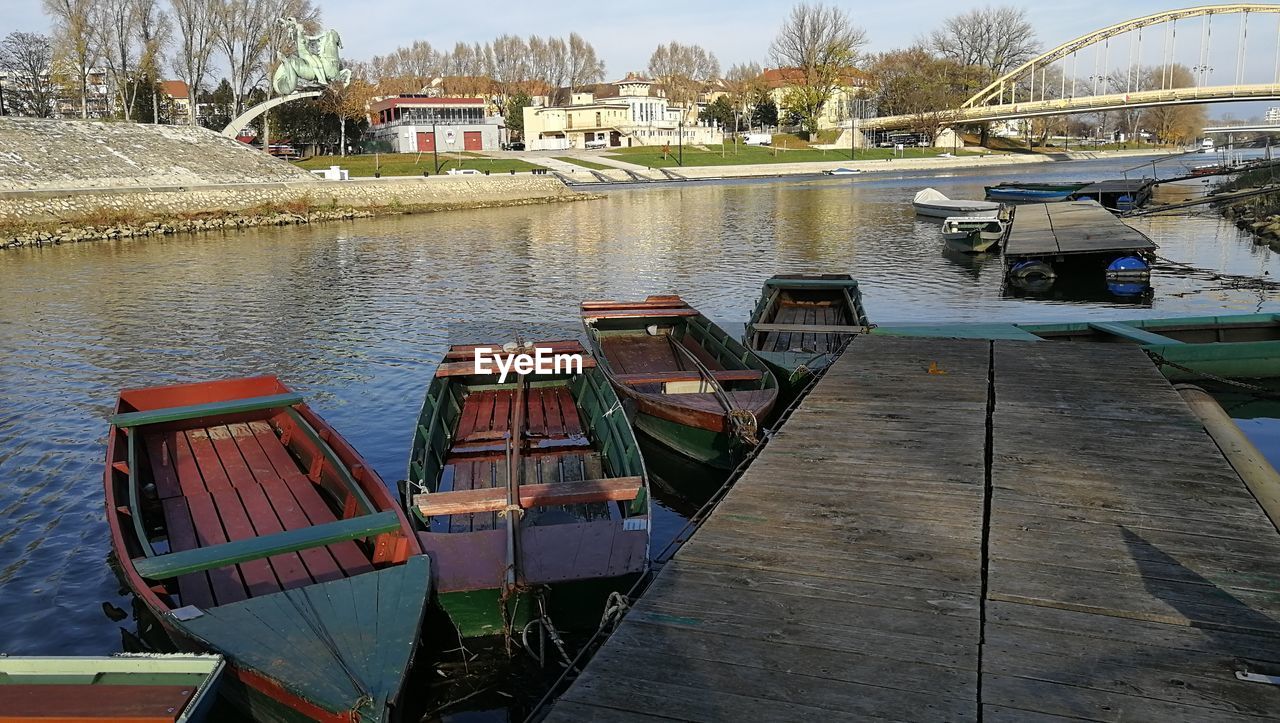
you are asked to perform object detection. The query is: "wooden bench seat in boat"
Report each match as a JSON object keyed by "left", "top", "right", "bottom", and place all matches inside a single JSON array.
[
  {"left": 412, "top": 477, "right": 644, "bottom": 516},
  {"left": 749, "top": 323, "right": 864, "bottom": 334},
  {"left": 141, "top": 420, "right": 378, "bottom": 608},
  {"left": 611, "top": 369, "right": 764, "bottom": 385},
  {"left": 111, "top": 392, "right": 304, "bottom": 428}
]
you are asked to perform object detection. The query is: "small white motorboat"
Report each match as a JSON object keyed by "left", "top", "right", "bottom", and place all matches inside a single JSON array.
[
  {"left": 913, "top": 188, "right": 1001, "bottom": 218},
  {"left": 942, "top": 215, "right": 1006, "bottom": 253},
  {"left": 824, "top": 167, "right": 862, "bottom": 175}
]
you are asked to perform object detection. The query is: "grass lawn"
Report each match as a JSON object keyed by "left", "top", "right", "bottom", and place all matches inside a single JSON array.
[
  {"left": 604, "top": 144, "right": 977, "bottom": 168},
  {"left": 553, "top": 156, "right": 614, "bottom": 171},
  {"left": 295, "top": 153, "right": 541, "bottom": 176}
]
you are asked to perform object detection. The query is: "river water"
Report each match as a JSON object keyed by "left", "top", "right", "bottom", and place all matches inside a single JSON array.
[{"left": 1, "top": 154, "right": 1277, "bottom": 707}]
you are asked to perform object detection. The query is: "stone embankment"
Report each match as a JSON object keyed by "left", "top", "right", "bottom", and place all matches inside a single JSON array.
[
  {"left": 1215, "top": 167, "right": 1280, "bottom": 249},
  {"left": 0, "top": 118, "right": 596, "bottom": 248}
]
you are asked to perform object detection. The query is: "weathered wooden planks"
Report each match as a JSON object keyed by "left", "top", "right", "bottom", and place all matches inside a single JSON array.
[
  {"left": 985, "top": 341, "right": 1280, "bottom": 721},
  {"left": 548, "top": 335, "right": 1280, "bottom": 722},
  {"left": 1005, "top": 200, "right": 1156, "bottom": 258},
  {"left": 549, "top": 336, "right": 990, "bottom": 721}
]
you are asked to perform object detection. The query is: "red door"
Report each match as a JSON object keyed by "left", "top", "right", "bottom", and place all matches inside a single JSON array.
[
  {"left": 416, "top": 132, "right": 435, "bottom": 152},
  {"left": 463, "top": 131, "right": 483, "bottom": 151}
]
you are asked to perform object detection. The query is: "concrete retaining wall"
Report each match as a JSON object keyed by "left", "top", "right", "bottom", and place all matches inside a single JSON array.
[{"left": 0, "top": 175, "right": 584, "bottom": 223}]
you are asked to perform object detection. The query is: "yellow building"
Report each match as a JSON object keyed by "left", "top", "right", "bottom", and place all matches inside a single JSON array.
[{"left": 523, "top": 75, "right": 723, "bottom": 150}]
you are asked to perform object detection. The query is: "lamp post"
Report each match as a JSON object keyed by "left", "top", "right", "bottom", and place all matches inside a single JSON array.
[
  {"left": 678, "top": 118, "right": 684, "bottom": 166},
  {"left": 432, "top": 117, "right": 440, "bottom": 174}
]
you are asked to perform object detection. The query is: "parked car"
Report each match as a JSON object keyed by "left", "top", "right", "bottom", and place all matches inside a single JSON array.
[
  {"left": 584, "top": 139, "right": 608, "bottom": 150},
  {"left": 501, "top": 141, "right": 526, "bottom": 151},
  {"left": 447, "top": 168, "right": 483, "bottom": 175},
  {"left": 743, "top": 133, "right": 772, "bottom": 146}
]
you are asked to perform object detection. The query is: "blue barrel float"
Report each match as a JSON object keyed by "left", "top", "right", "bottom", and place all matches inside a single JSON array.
[{"left": 1105, "top": 255, "right": 1151, "bottom": 296}]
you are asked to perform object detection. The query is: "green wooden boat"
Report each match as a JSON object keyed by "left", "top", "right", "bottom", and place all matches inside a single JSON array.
[
  {"left": 872, "top": 312, "right": 1280, "bottom": 381},
  {"left": 106, "top": 376, "right": 431, "bottom": 723},
  {"left": 407, "top": 340, "right": 650, "bottom": 640},
  {"left": 0, "top": 654, "right": 224, "bottom": 722},
  {"left": 582, "top": 295, "right": 779, "bottom": 469},
  {"left": 744, "top": 274, "right": 870, "bottom": 396}
]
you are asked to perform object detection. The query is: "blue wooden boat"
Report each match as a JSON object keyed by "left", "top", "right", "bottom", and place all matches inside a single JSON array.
[{"left": 984, "top": 182, "right": 1088, "bottom": 202}]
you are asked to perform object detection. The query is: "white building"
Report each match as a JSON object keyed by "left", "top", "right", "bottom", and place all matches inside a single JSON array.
[
  {"left": 1265, "top": 107, "right": 1280, "bottom": 124},
  {"left": 523, "top": 73, "right": 722, "bottom": 151}
]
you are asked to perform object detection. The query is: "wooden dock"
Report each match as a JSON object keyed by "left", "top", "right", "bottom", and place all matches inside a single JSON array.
[
  {"left": 545, "top": 336, "right": 1280, "bottom": 722},
  {"left": 1005, "top": 200, "right": 1157, "bottom": 260}
]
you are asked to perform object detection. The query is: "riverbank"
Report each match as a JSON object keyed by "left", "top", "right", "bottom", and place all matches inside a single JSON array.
[
  {"left": 0, "top": 176, "right": 599, "bottom": 248},
  {"left": 545, "top": 147, "right": 1176, "bottom": 183},
  {"left": 1214, "top": 167, "right": 1280, "bottom": 248}
]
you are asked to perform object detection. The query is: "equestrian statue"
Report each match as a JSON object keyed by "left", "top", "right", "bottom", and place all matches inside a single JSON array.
[{"left": 272, "top": 16, "right": 351, "bottom": 96}]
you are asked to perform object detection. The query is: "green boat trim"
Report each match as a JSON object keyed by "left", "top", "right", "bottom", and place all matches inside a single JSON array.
[
  {"left": 0, "top": 654, "right": 225, "bottom": 723},
  {"left": 182, "top": 556, "right": 431, "bottom": 722},
  {"left": 873, "top": 312, "right": 1280, "bottom": 381},
  {"left": 582, "top": 296, "right": 780, "bottom": 468},
  {"left": 743, "top": 274, "right": 871, "bottom": 397},
  {"left": 408, "top": 340, "right": 651, "bottom": 640}
]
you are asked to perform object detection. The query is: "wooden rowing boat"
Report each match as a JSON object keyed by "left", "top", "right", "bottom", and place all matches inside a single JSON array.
[
  {"left": 406, "top": 340, "right": 649, "bottom": 639},
  {"left": 105, "top": 376, "right": 429, "bottom": 723},
  {"left": 0, "top": 654, "right": 224, "bottom": 722},
  {"left": 582, "top": 295, "right": 779, "bottom": 468},
  {"left": 744, "top": 275, "right": 869, "bottom": 395}
]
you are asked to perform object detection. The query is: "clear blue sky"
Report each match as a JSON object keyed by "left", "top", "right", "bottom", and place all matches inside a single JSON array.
[{"left": 0, "top": 0, "right": 1272, "bottom": 117}]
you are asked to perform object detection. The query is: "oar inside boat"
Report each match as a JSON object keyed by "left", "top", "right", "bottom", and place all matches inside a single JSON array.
[
  {"left": 408, "top": 340, "right": 651, "bottom": 641},
  {"left": 582, "top": 295, "right": 779, "bottom": 468}
]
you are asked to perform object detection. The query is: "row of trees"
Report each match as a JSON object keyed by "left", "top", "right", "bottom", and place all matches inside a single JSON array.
[
  {"left": 25, "top": 0, "right": 320, "bottom": 123},
  {"left": 9, "top": 0, "right": 1208, "bottom": 147}
]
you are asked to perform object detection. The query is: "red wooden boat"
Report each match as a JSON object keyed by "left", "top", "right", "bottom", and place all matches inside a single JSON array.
[{"left": 104, "top": 376, "right": 430, "bottom": 723}]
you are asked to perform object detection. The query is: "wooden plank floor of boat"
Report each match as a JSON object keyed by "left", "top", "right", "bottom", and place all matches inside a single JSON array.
[
  {"left": 545, "top": 336, "right": 1280, "bottom": 722},
  {"left": 144, "top": 420, "right": 372, "bottom": 610}
]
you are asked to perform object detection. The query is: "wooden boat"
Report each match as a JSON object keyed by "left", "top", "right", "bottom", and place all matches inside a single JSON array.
[
  {"left": 0, "top": 654, "right": 224, "bottom": 722},
  {"left": 105, "top": 376, "right": 430, "bottom": 723},
  {"left": 873, "top": 313, "right": 1280, "bottom": 382},
  {"left": 913, "top": 187, "right": 1001, "bottom": 218},
  {"left": 744, "top": 274, "right": 869, "bottom": 394},
  {"left": 406, "top": 340, "right": 650, "bottom": 639},
  {"left": 984, "top": 182, "right": 1087, "bottom": 202},
  {"left": 582, "top": 295, "right": 779, "bottom": 468},
  {"left": 942, "top": 215, "right": 1005, "bottom": 252}
]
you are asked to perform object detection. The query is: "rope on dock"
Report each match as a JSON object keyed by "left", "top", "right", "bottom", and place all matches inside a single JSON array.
[{"left": 1147, "top": 351, "right": 1280, "bottom": 398}]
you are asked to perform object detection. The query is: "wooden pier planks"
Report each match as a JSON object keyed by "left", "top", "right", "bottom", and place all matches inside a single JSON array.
[
  {"left": 986, "top": 341, "right": 1280, "bottom": 721},
  {"left": 550, "top": 336, "right": 990, "bottom": 721},
  {"left": 1006, "top": 200, "right": 1157, "bottom": 258},
  {"left": 548, "top": 336, "right": 1280, "bottom": 722}
]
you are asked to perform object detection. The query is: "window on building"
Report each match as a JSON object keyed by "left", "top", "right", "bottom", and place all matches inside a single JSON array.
[{"left": 595, "top": 112, "right": 601, "bottom": 127}]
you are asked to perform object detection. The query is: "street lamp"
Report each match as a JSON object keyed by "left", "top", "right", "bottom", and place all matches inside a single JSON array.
[{"left": 678, "top": 118, "right": 684, "bottom": 166}]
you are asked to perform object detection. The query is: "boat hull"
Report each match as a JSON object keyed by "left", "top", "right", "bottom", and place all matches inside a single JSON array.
[
  {"left": 984, "top": 188, "right": 1073, "bottom": 202},
  {"left": 943, "top": 232, "right": 1000, "bottom": 253},
  {"left": 914, "top": 201, "right": 1001, "bottom": 218},
  {"left": 634, "top": 410, "right": 737, "bottom": 469}
]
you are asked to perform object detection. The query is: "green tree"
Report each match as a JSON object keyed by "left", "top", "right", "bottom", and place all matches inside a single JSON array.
[
  {"left": 699, "top": 96, "right": 735, "bottom": 128},
  {"left": 505, "top": 90, "right": 531, "bottom": 138},
  {"left": 750, "top": 90, "right": 778, "bottom": 128}
]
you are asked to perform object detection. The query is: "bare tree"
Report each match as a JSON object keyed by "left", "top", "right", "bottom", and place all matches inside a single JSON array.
[
  {"left": 98, "top": 0, "right": 137, "bottom": 119},
  {"left": 490, "top": 34, "right": 528, "bottom": 97},
  {"left": 169, "top": 0, "right": 217, "bottom": 125},
  {"left": 44, "top": 0, "right": 101, "bottom": 117},
  {"left": 0, "top": 32, "right": 58, "bottom": 117},
  {"left": 566, "top": 33, "right": 604, "bottom": 93},
  {"left": 215, "top": 0, "right": 273, "bottom": 117},
  {"left": 927, "top": 6, "right": 1038, "bottom": 88},
  {"left": 648, "top": 41, "right": 720, "bottom": 110},
  {"left": 769, "top": 2, "right": 868, "bottom": 134},
  {"left": 134, "top": 0, "right": 168, "bottom": 122}
]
